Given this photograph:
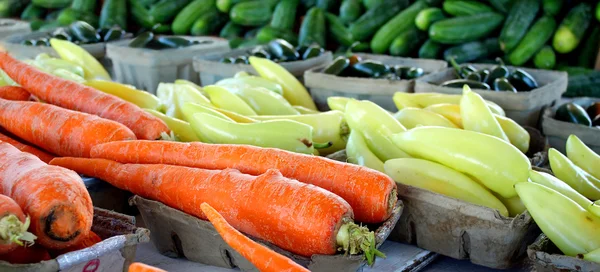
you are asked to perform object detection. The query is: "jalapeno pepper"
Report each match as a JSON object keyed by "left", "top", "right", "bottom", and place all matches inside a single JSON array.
[
  {"left": 466, "top": 72, "right": 481, "bottom": 82},
  {"left": 267, "top": 39, "right": 299, "bottom": 61},
  {"left": 586, "top": 102, "right": 600, "bottom": 120},
  {"left": 493, "top": 77, "right": 517, "bottom": 93},
  {"left": 350, "top": 60, "right": 390, "bottom": 78},
  {"left": 449, "top": 57, "right": 477, "bottom": 79},
  {"left": 555, "top": 103, "right": 592, "bottom": 126},
  {"left": 233, "top": 56, "right": 249, "bottom": 64},
  {"left": 405, "top": 67, "right": 424, "bottom": 80},
  {"left": 478, "top": 69, "right": 490, "bottom": 83},
  {"left": 346, "top": 130, "right": 385, "bottom": 173},
  {"left": 302, "top": 44, "right": 324, "bottom": 60},
  {"left": 509, "top": 69, "right": 538, "bottom": 91},
  {"left": 486, "top": 57, "right": 510, "bottom": 85},
  {"left": 324, "top": 56, "right": 350, "bottom": 75},
  {"left": 441, "top": 79, "right": 491, "bottom": 90}
]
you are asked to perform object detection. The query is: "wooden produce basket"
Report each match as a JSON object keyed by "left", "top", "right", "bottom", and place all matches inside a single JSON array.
[
  {"left": 527, "top": 234, "right": 600, "bottom": 272},
  {"left": 542, "top": 97, "right": 600, "bottom": 154}
]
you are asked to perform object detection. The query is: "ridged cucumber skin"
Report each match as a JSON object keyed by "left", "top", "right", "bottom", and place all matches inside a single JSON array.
[
  {"left": 339, "top": 0, "right": 363, "bottom": 25},
  {"left": 172, "top": 0, "right": 215, "bottom": 35},
  {"left": 325, "top": 13, "right": 354, "bottom": 46},
  {"left": 149, "top": 0, "right": 191, "bottom": 24},
  {"left": 443, "top": 0, "right": 494, "bottom": 17},
  {"left": 498, "top": 0, "right": 540, "bottom": 52},
  {"left": 230, "top": 1, "right": 273, "bottom": 27},
  {"left": 100, "top": 0, "right": 127, "bottom": 29},
  {"left": 299, "top": 7, "right": 326, "bottom": 47},
  {"left": 271, "top": 0, "right": 299, "bottom": 30},
  {"left": 508, "top": 16, "right": 556, "bottom": 66},
  {"left": 389, "top": 26, "right": 427, "bottom": 56},
  {"left": 370, "top": 0, "right": 428, "bottom": 54},
  {"left": 418, "top": 39, "right": 444, "bottom": 59},
  {"left": 429, "top": 12, "right": 504, "bottom": 45},
  {"left": 349, "top": 0, "right": 409, "bottom": 41},
  {"left": 443, "top": 37, "right": 500, "bottom": 63},
  {"left": 552, "top": 3, "right": 592, "bottom": 54},
  {"left": 486, "top": 0, "right": 512, "bottom": 13}
]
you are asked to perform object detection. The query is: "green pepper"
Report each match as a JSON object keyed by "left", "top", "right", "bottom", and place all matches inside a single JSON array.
[
  {"left": 220, "top": 57, "right": 234, "bottom": 64},
  {"left": 232, "top": 56, "right": 249, "bottom": 64},
  {"left": 267, "top": 39, "right": 299, "bottom": 62},
  {"left": 156, "top": 36, "right": 193, "bottom": 48},
  {"left": 555, "top": 103, "right": 591, "bottom": 126},
  {"left": 449, "top": 57, "right": 477, "bottom": 79},
  {"left": 466, "top": 72, "right": 481, "bottom": 82},
  {"left": 250, "top": 47, "right": 271, "bottom": 59},
  {"left": 393, "top": 65, "right": 411, "bottom": 79},
  {"left": 21, "top": 40, "right": 34, "bottom": 46},
  {"left": 478, "top": 69, "right": 490, "bottom": 83},
  {"left": 486, "top": 57, "right": 510, "bottom": 85},
  {"left": 302, "top": 44, "right": 324, "bottom": 60},
  {"left": 96, "top": 27, "right": 110, "bottom": 39},
  {"left": 493, "top": 78, "right": 517, "bottom": 93},
  {"left": 351, "top": 60, "right": 390, "bottom": 78},
  {"left": 509, "top": 69, "right": 538, "bottom": 91},
  {"left": 324, "top": 56, "right": 350, "bottom": 76},
  {"left": 189, "top": 113, "right": 325, "bottom": 154},
  {"left": 441, "top": 79, "right": 491, "bottom": 90},
  {"left": 34, "top": 38, "right": 50, "bottom": 46},
  {"left": 103, "top": 27, "right": 126, "bottom": 42},
  {"left": 405, "top": 67, "right": 424, "bottom": 80},
  {"left": 346, "top": 130, "right": 385, "bottom": 172},
  {"left": 129, "top": 31, "right": 154, "bottom": 48}
]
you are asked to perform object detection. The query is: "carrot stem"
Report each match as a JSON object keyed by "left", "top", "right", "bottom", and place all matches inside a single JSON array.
[
  {"left": 0, "top": 215, "right": 36, "bottom": 247},
  {"left": 336, "top": 221, "right": 385, "bottom": 266}
]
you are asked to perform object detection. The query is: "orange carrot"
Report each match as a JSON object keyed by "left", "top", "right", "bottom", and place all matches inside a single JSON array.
[
  {"left": 0, "top": 244, "right": 51, "bottom": 264},
  {"left": 0, "top": 98, "right": 136, "bottom": 157},
  {"left": 128, "top": 263, "right": 167, "bottom": 272},
  {"left": 201, "top": 203, "right": 309, "bottom": 272},
  {"left": 49, "top": 157, "right": 382, "bottom": 258},
  {"left": 0, "top": 52, "right": 169, "bottom": 140},
  {"left": 0, "top": 86, "right": 30, "bottom": 101},
  {"left": 0, "top": 142, "right": 93, "bottom": 249},
  {"left": 0, "top": 194, "right": 36, "bottom": 254},
  {"left": 0, "top": 130, "right": 54, "bottom": 163},
  {"left": 50, "top": 231, "right": 101, "bottom": 257},
  {"left": 89, "top": 141, "right": 397, "bottom": 223}
]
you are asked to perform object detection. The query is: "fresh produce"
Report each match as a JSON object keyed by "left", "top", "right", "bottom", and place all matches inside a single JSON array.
[
  {"left": 424, "top": 103, "right": 462, "bottom": 127},
  {"left": 370, "top": 0, "right": 427, "bottom": 54},
  {"left": 89, "top": 140, "right": 398, "bottom": 224},
  {"left": 0, "top": 86, "right": 30, "bottom": 101},
  {"left": 0, "top": 244, "right": 51, "bottom": 264},
  {"left": 129, "top": 263, "right": 167, "bottom": 272},
  {"left": 346, "top": 130, "right": 384, "bottom": 172},
  {"left": 564, "top": 71, "right": 600, "bottom": 98},
  {"left": 85, "top": 80, "right": 162, "bottom": 110},
  {"left": 533, "top": 45, "right": 556, "bottom": 69},
  {"left": 393, "top": 92, "right": 506, "bottom": 116},
  {"left": 429, "top": 12, "right": 504, "bottom": 44},
  {"left": 543, "top": 0, "right": 563, "bottom": 16},
  {"left": 339, "top": 0, "right": 363, "bottom": 24},
  {"left": 203, "top": 85, "right": 257, "bottom": 116},
  {"left": 443, "top": 0, "right": 494, "bottom": 16},
  {"left": 200, "top": 203, "right": 310, "bottom": 272},
  {"left": 389, "top": 26, "right": 426, "bottom": 56},
  {"left": 528, "top": 170, "right": 591, "bottom": 209},
  {"left": 418, "top": 39, "right": 444, "bottom": 59},
  {"left": 549, "top": 148, "right": 600, "bottom": 200},
  {"left": 172, "top": 0, "right": 215, "bottom": 35},
  {"left": 52, "top": 231, "right": 102, "bottom": 256},
  {"left": 50, "top": 39, "right": 111, "bottom": 80},
  {"left": 0, "top": 142, "right": 93, "bottom": 250},
  {"left": 50, "top": 157, "right": 383, "bottom": 261},
  {"left": 146, "top": 108, "right": 199, "bottom": 142},
  {"left": 99, "top": 0, "right": 127, "bottom": 29},
  {"left": 443, "top": 38, "right": 500, "bottom": 64},
  {"left": 0, "top": 52, "right": 169, "bottom": 140},
  {"left": 190, "top": 8, "right": 228, "bottom": 36},
  {"left": 230, "top": 1, "right": 273, "bottom": 27},
  {"left": 495, "top": 114, "right": 530, "bottom": 153},
  {"left": 299, "top": 7, "right": 326, "bottom": 47},
  {"left": 129, "top": 34, "right": 207, "bottom": 49},
  {"left": 583, "top": 247, "right": 600, "bottom": 263},
  {"left": 442, "top": 58, "right": 538, "bottom": 92},
  {"left": 566, "top": 135, "right": 600, "bottom": 180},
  {"left": 349, "top": 0, "right": 408, "bottom": 42},
  {"left": 553, "top": 3, "right": 592, "bottom": 54},
  {"left": 220, "top": 40, "right": 325, "bottom": 63},
  {"left": 498, "top": 0, "right": 539, "bottom": 52},
  {"left": 461, "top": 86, "right": 509, "bottom": 142},
  {"left": 507, "top": 15, "right": 556, "bottom": 66},
  {"left": 21, "top": 21, "right": 127, "bottom": 47},
  {"left": 554, "top": 103, "right": 592, "bottom": 126},
  {"left": 393, "top": 107, "right": 458, "bottom": 129},
  {"left": 322, "top": 55, "right": 425, "bottom": 81},
  {"left": 271, "top": 0, "right": 299, "bottom": 30},
  {"left": 0, "top": 131, "right": 54, "bottom": 163},
  {"left": 325, "top": 13, "right": 354, "bottom": 47},
  {"left": 0, "top": 194, "right": 36, "bottom": 254}
]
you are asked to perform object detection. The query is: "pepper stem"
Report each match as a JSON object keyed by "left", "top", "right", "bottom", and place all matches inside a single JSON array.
[
  {"left": 0, "top": 215, "right": 36, "bottom": 247},
  {"left": 495, "top": 57, "right": 505, "bottom": 66},
  {"left": 448, "top": 57, "right": 461, "bottom": 76},
  {"left": 314, "top": 141, "right": 333, "bottom": 149},
  {"left": 336, "top": 221, "right": 386, "bottom": 266}
]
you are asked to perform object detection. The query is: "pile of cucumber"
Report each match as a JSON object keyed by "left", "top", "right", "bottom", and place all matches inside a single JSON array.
[
  {"left": 555, "top": 101, "right": 600, "bottom": 127},
  {"left": 323, "top": 54, "right": 425, "bottom": 80},
  {"left": 20, "top": 21, "right": 127, "bottom": 46},
  {"left": 219, "top": 39, "right": 325, "bottom": 64}
]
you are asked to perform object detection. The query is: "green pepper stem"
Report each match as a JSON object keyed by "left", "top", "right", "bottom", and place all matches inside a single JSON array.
[
  {"left": 495, "top": 57, "right": 505, "bottom": 66},
  {"left": 336, "top": 221, "right": 385, "bottom": 266},
  {"left": 0, "top": 215, "right": 36, "bottom": 247},
  {"left": 449, "top": 57, "right": 461, "bottom": 74},
  {"left": 314, "top": 141, "right": 333, "bottom": 149}
]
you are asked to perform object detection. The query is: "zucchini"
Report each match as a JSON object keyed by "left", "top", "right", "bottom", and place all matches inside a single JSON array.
[
  {"left": 508, "top": 16, "right": 556, "bottom": 66},
  {"left": 389, "top": 26, "right": 426, "bottom": 56},
  {"left": 220, "top": 22, "right": 245, "bottom": 38},
  {"left": 418, "top": 39, "right": 444, "bottom": 59},
  {"left": 100, "top": 0, "right": 127, "bottom": 29},
  {"left": 149, "top": 0, "right": 190, "bottom": 24},
  {"left": 325, "top": 13, "right": 354, "bottom": 47},
  {"left": 172, "top": 0, "right": 215, "bottom": 35},
  {"left": 553, "top": 3, "right": 592, "bottom": 54},
  {"left": 130, "top": 0, "right": 155, "bottom": 29},
  {"left": 577, "top": 26, "right": 600, "bottom": 69},
  {"left": 217, "top": 0, "right": 251, "bottom": 13},
  {"left": 370, "top": 0, "right": 426, "bottom": 54},
  {"left": 68, "top": 21, "right": 100, "bottom": 43},
  {"left": 71, "top": 0, "right": 96, "bottom": 12},
  {"left": 542, "top": 0, "right": 562, "bottom": 16},
  {"left": 486, "top": 0, "right": 511, "bottom": 13},
  {"left": 564, "top": 71, "right": 600, "bottom": 98},
  {"left": 299, "top": 7, "right": 326, "bottom": 47},
  {"left": 32, "top": 0, "right": 72, "bottom": 9},
  {"left": 230, "top": 1, "right": 273, "bottom": 27},
  {"left": 498, "top": 0, "right": 540, "bottom": 52},
  {"left": 415, "top": 7, "right": 446, "bottom": 31},
  {"left": 271, "top": 0, "right": 299, "bottom": 30},
  {"left": 429, "top": 12, "right": 504, "bottom": 44},
  {"left": 443, "top": 37, "right": 500, "bottom": 64},
  {"left": 190, "top": 8, "right": 227, "bottom": 36},
  {"left": 256, "top": 26, "right": 299, "bottom": 45},
  {"left": 339, "top": 0, "right": 363, "bottom": 25},
  {"left": 443, "top": 0, "right": 494, "bottom": 17},
  {"left": 533, "top": 45, "right": 555, "bottom": 69},
  {"left": 21, "top": 3, "right": 45, "bottom": 21},
  {"left": 349, "top": 0, "right": 409, "bottom": 42}
]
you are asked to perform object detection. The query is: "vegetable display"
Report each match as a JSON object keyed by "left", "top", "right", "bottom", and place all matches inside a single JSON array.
[
  {"left": 219, "top": 39, "right": 325, "bottom": 64},
  {"left": 555, "top": 102, "right": 600, "bottom": 127},
  {"left": 128, "top": 32, "right": 209, "bottom": 50},
  {"left": 0, "top": 194, "right": 36, "bottom": 254},
  {"left": 322, "top": 54, "right": 425, "bottom": 80},
  {"left": 23, "top": 21, "right": 127, "bottom": 46}
]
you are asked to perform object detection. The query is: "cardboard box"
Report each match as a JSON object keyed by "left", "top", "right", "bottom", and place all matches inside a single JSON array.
[
  {"left": 415, "top": 64, "right": 568, "bottom": 127},
  {"left": 542, "top": 97, "right": 600, "bottom": 154},
  {"left": 0, "top": 208, "right": 150, "bottom": 272},
  {"left": 131, "top": 195, "right": 403, "bottom": 272},
  {"left": 107, "top": 36, "right": 230, "bottom": 94},
  {"left": 304, "top": 54, "right": 448, "bottom": 111},
  {"left": 0, "top": 19, "right": 30, "bottom": 40},
  {"left": 193, "top": 46, "right": 333, "bottom": 86},
  {"left": 527, "top": 234, "right": 600, "bottom": 272}
]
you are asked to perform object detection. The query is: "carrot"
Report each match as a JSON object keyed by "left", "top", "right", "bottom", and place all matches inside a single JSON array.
[
  {"left": 50, "top": 231, "right": 101, "bottom": 257},
  {"left": 0, "top": 244, "right": 51, "bottom": 264},
  {"left": 0, "top": 142, "right": 93, "bottom": 249},
  {"left": 89, "top": 141, "right": 397, "bottom": 223},
  {"left": 50, "top": 157, "right": 382, "bottom": 260},
  {"left": 128, "top": 262, "right": 167, "bottom": 272},
  {"left": 200, "top": 203, "right": 309, "bottom": 272},
  {"left": 0, "top": 130, "right": 54, "bottom": 163},
  {"left": 0, "top": 98, "right": 136, "bottom": 157},
  {"left": 0, "top": 194, "right": 36, "bottom": 254},
  {"left": 0, "top": 86, "right": 30, "bottom": 101},
  {"left": 0, "top": 52, "right": 169, "bottom": 140}
]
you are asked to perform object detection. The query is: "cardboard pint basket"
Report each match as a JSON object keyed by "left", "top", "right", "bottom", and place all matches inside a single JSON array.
[
  {"left": 414, "top": 64, "right": 567, "bottom": 127},
  {"left": 193, "top": 46, "right": 333, "bottom": 86},
  {"left": 304, "top": 54, "right": 448, "bottom": 112},
  {"left": 0, "top": 19, "right": 30, "bottom": 40},
  {"left": 106, "top": 36, "right": 230, "bottom": 94},
  {"left": 131, "top": 195, "right": 403, "bottom": 272},
  {"left": 1, "top": 30, "right": 107, "bottom": 60},
  {"left": 542, "top": 97, "right": 600, "bottom": 154},
  {"left": 0, "top": 208, "right": 150, "bottom": 272},
  {"left": 527, "top": 234, "right": 600, "bottom": 272}
]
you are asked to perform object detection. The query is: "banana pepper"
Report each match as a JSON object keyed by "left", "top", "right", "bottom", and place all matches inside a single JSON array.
[
  {"left": 393, "top": 92, "right": 506, "bottom": 116},
  {"left": 346, "top": 130, "right": 385, "bottom": 172},
  {"left": 293, "top": 106, "right": 319, "bottom": 114},
  {"left": 327, "top": 96, "right": 356, "bottom": 112},
  {"left": 203, "top": 85, "right": 257, "bottom": 116},
  {"left": 49, "top": 38, "right": 110, "bottom": 80},
  {"left": 461, "top": 86, "right": 510, "bottom": 142},
  {"left": 393, "top": 107, "right": 458, "bottom": 129},
  {"left": 424, "top": 104, "right": 463, "bottom": 128},
  {"left": 35, "top": 53, "right": 85, "bottom": 77},
  {"left": 216, "top": 75, "right": 284, "bottom": 95},
  {"left": 145, "top": 109, "right": 200, "bottom": 142},
  {"left": 85, "top": 80, "right": 162, "bottom": 110},
  {"left": 222, "top": 86, "right": 299, "bottom": 115},
  {"left": 174, "top": 79, "right": 207, "bottom": 96},
  {"left": 494, "top": 114, "right": 530, "bottom": 153},
  {"left": 548, "top": 148, "right": 600, "bottom": 200},
  {"left": 181, "top": 102, "right": 235, "bottom": 123},
  {"left": 566, "top": 134, "right": 600, "bottom": 181}
]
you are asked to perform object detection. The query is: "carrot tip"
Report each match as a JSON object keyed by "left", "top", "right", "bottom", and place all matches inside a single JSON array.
[
  {"left": 0, "top": 215, "right": 36, "bottom": 246},
  {"left": 335, "top": 222, "right": 382, "bottom": 266}
]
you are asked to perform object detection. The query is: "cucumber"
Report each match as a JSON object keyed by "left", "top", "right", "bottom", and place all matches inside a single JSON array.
[
  {"left": 362, "top": 0, "right": 382, "bottom": 10},
  {"left": 220, "top": 22, "right": 244, "bottom": 38},
  {"left": 30, "top": 20, "right": 46, "bottom": 31},
  {"left": 152, "top": 23, "right": 171, "bottom": 34},
  {"left": 542, "top": 0, "right": 562, "bottom": 16},
  {"left": 57, "top": 8, "right": 80, "bottom": 25},
  {"left": 349, "top": 0, "right": 409, "bottom": 42},
  {"left": 498, "top": 0, "right": 540, "bottom": 52},
  {"left": 443, "top": 0, "right": 494, "bottom": 17},
  {"left": 370, "top": 0, "right": 428, "bottom": 54},
  {"left": 149, "top": 0, "right": 190, "bottom": 24},
  {"left": 553, "top": 3, "right": 592, "bottom": 54},
  {"left": 533, "top": 45, "right": 555, "bottom": 69},
  {"left": 418, "top": 39, "right": 444, "bottom": 59},
  {"left": 172, "top": 0, "right": 215, "bottom": 35},
  {"left": 486, "top": 0, "right": 512, "bottom": 13},
  {"left": 597, "top": 1, "right": 600, "bottom": 23},
  {"left": 271, "top": 0, "right": 299, "bottom": 30},
  {"left": 389, "top": 26, "right": 426, "bottom": 56},
  {"left": 256, "top": 26, "right": 299, "bottom": 45},
  {"left": 429, "top": 12, "right": 504, "bottom": 44},
  {"left": 230, "top": 1, "right": 273, "bottom": 27},
  {"left": 32, "top": 0, "right": 72, "bottom": 9},
  {"left": 508, "top": 16, "right": 556, "bottom": 66},
  {"left": 190, "top": 8, "right": 227, "bottom": 36},
  {"left": 325, "top": 13, "right": 354, "bottom": 46},
  {"left": 577, "top": 26, "right": 600, "bottom": 69},
  {"left": 21, "top": 3, "right": 45, "bottom": 20},
  {"left": 46, "top": 9, "right": 62, "bottom": 21},
  {"left": 350, "top": 41, "right": 370, "bottom": 52},
  {"left": 339, "top": 0, "right": 363, "bottom": 25},
  {"left": 317, "top": 0, "right": 339, "bottom": 11},
  {"left": 443, "top": 37, "right": 499, "bottom": 63},
  {"left": 415, "top": 7, "right": 446, "bottom": 31},
  {"left": 299, "top": 7, "right": 326, "bottom": 47},
  {"left": 39, "top": 21, "right": 66, "bottom": 31},
  {"left": 68, "top": 21, "right": 100, "bottom": 43},
  {"left": 564, "top": 71, "right": 600, "bottom": 98},
  {"left": 79, "top": 12, "right": 100, "bottom": 28},
  {"left": 71, "top": 0, "right": 96, "bottom": 12},
  {"left": 100, "top": 0, "right": 127, "bottom": 29},
  {"left": 217, "top": 0, "right": 250, "bottom": 12},
  {"left": 130, "top": 1, "right": 155, "bottom": 29}
]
